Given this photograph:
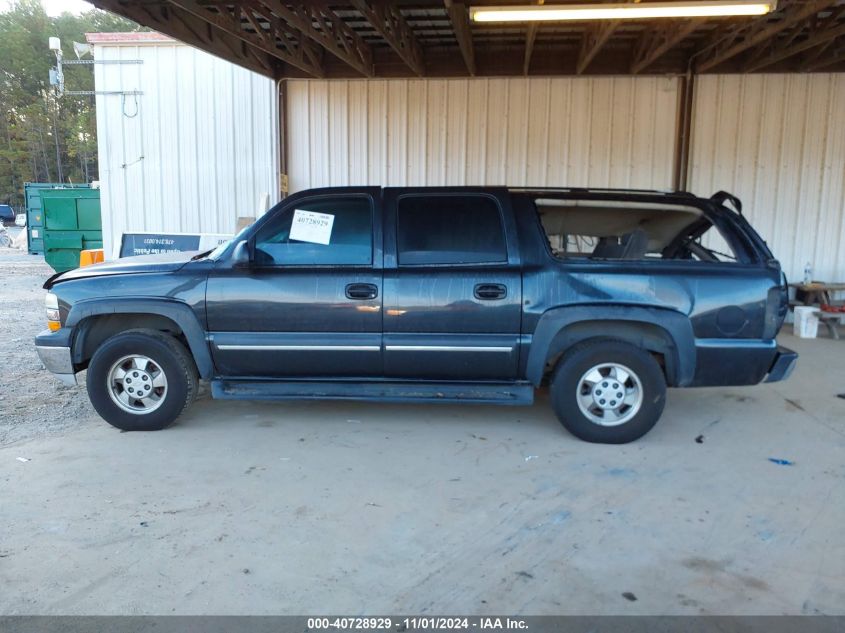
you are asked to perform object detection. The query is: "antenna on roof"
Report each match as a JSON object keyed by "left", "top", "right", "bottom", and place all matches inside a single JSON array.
[
  {"left": 47, "top": 36, "right": 143, "bottom": 98},
  {"left": 73, "top": 41, "right": 92, "bottom": 59}
]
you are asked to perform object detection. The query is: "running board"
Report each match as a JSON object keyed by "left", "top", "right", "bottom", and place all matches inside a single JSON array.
[{"left": 211, "top": 380, "right": 534, "bottom": 405}]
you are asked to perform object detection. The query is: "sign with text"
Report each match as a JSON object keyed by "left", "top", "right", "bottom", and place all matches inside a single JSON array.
[
  {"left": 119, "top": 233, "right": 231, "bottom": 258},
  {"left": 289, "top": 209, "right": 334, "bottom": 245}
]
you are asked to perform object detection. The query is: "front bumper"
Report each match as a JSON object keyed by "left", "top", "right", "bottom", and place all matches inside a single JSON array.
[
  {"left": 34, "top": 328, "right": 77, "bottom": 386},
  {"left": 764, "top": 345, "right": 798, "bottom": 383}
]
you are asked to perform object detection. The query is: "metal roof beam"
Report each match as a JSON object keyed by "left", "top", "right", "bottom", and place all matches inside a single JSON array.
[
  {"left": 263, "top": 2, "right": 374, "bottom": 77},
  {"left": 739, "top": 16, "right": 807, "bottom": 70},
  {"left": 576, "top": 19, "right": 621, "bottom": 74},
  {"left": 350, "top": 1, "right": 425, "bottom": 76},
  {"left": 444, "top": 0, "right": 476, "bottom": 75},
  {"left": 176, "top": 8, "right": 274, "bottom": 74},
  {"left": 522, "top": 0, "right": 544, "bottom": 76},
  {"left": 803, "top": 42, "right": 845, "bottom": 70},
  {"left": 631, "top": 19, "right": 699, "bottom": 74},
  {"left": 800, "top": 39, "right": 835, "bottom": 69},
  {"left": 696, "top": 0, "right": 839, "bottom": 72},
  {"left": 163, "top": 0, "right": 324, "bottom": 77},
  {"left": 89, "top": 0, "right": 279, "bottom": 77},
  {"left": 523, "top": 23, "right": 538, "bottom": 75},
  {"left": 744, "top": 6, "right": 845, "bottom": 72},
  {"left": 243, "top": 1, "right": 325, "bottom": 77}
]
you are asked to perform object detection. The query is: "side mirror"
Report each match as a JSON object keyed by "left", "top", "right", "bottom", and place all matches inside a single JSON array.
[{"left": 231, "top": 240, "right": 250, "bottom": 266}]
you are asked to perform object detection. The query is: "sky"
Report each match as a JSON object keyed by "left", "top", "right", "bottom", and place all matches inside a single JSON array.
[{"left": 0, "top": 0, "right": 94, "bottom": 16}]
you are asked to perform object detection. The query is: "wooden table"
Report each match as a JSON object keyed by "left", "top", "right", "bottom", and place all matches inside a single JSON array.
[
  {"left": 812, "top": 309, "right": 844, "bottom": 340},
  {"left": 789, "top": 282, "right": 845, "bottom": 307}
]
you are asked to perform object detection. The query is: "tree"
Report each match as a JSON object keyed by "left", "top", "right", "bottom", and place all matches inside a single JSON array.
[{"left": 0, "top": 0, "right": 142, "bottom": 209}]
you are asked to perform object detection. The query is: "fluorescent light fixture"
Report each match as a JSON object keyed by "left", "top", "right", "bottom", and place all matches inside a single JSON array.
[{"left": 470, "top": 1, "right": 776, "bottom": 22}]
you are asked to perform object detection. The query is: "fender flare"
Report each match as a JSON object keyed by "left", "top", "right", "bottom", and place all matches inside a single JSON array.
[
  {"left": 525, "top": 305, "right": 696, "bottom": 387},
  {"left": 66, "top": 298, "right": 213, "bottom": 379}
]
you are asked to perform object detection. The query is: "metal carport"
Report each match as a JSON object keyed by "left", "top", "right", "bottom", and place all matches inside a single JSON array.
[{"left": 85, "top": 1, "right": 845, "bottom": 280}]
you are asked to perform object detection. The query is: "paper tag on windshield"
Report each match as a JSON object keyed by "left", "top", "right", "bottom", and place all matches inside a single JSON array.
[{"left": 290, "top": 209, "right": 334, "bottom": 245}]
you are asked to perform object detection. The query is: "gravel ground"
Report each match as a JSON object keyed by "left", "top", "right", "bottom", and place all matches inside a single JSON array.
[{"left": 0, "top": 246, "right": 95, "bottom": 445}]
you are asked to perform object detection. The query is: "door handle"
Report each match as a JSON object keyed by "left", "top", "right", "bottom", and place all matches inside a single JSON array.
[
  {"left": 474, "top": 283, "right": 507, "bottom": 300},
  {"left": 346, "top": 283, "right": 379, "bottom": 300}
]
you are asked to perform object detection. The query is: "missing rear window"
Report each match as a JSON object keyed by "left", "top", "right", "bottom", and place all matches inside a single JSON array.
[{"left": 534, "top": 198, "right": 737, "bottom": 262}]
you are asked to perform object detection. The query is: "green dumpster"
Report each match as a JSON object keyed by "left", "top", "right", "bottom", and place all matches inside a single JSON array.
[
  {"left": 25, "top": 183, "right": 90, "bottom": 255},
  {"left": 40, "top": 188, "right": 102, "bottom": 272}
]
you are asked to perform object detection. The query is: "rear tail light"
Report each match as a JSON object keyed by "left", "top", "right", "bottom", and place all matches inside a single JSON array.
[{"left": 763, "top": 274, "right": 788, "bottom": 339}]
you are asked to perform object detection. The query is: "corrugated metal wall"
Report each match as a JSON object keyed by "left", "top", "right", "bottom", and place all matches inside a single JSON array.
[
  {"left": 93, "top": 41, "right": 279, "bottom": 257},
  {"left": 690, "top": 74, "right": 845, "bottom": 281},
  {"left": 89, "top": 59, "right": 844, "bottom": 280},
  {"left": 287, "top": 74, "right": 844, "bottom": 283},
  {"left": 287, "top": 77, "right": 680, "bottom": 193}
]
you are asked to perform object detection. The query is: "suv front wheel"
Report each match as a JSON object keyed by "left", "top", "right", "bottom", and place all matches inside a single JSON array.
[
  {"left": 87, "top": 329, "right": 198, "bottom": 431},
  {"left": 550, "top": 339, "right": 666, "bottom": 444}
]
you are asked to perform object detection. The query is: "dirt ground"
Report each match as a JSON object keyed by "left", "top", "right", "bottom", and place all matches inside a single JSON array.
[
  {"left": 1, "top": 245, "right": 844, "bottom": 615},
  {"left": 0, "top": 247, "right": 95, "bottom": 445}
]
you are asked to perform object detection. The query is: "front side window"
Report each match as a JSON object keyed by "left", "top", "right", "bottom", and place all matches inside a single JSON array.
[
  {"left": 397, "top": 195, "right": 507, "bottom": 265},
  {"left": 253, "top": 196, "right": 373, "bottom": 266}
]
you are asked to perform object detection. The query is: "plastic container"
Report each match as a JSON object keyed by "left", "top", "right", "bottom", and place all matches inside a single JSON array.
[
  {"left": 793, "top": 306, "right": 819, "bottom": 339},
  {"left": 79, "top": 248, "right": 105, "bottom": 267}
]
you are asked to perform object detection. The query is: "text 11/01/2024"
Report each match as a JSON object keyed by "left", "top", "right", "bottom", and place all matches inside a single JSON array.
[{"left": 306, "top": 617, "right": 529, "bottom": 630}]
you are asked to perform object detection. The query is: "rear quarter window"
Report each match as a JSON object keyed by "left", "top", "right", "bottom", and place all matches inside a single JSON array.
[{"left": 533, "top": 197, "right": 743, "bottom": 264}]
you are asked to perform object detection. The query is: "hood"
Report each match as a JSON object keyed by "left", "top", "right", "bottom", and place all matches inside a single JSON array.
[{"left": 44, "top": 251, "right": 199, "bottom": 289}]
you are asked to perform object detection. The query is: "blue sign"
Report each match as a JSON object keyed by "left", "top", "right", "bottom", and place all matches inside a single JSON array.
[{"left": 119, "top": 233, "right": 201, "bottom": 257}]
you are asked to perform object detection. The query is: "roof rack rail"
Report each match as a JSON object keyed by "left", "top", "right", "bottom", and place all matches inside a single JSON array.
[{"left": 510, "top": 186, "right": 695, "bottom": 197}]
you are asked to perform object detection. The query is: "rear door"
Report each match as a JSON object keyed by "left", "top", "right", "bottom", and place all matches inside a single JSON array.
[{"left": 382, "top": 188, "right": 522, "bottom": 381}]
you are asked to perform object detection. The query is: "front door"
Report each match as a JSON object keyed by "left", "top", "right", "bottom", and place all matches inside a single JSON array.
[
  {"left": 206, "top": 189, "right": 383, "bottom": 378},
  {"left": 382, "top": 189, "right": 522, "bottom": 381}
]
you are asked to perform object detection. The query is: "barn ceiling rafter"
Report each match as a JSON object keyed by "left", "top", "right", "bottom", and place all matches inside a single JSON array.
[
  {"left": 804, "top": 41, "right": 845, "bottom": 70},
  {"left": 87, "top": 0, "right": 845, "bottom": 78},
  {"left": 576, "top": 18, "right": 622, "bottom": 74},
  {"left": 630, "top": 19, "right": 700, "bottom": 73},
  {"left": 349, "top": 0, "right": 426, "bottom": 75},
  {"left": 743, "top": 5, "right": 845, "bottom": 72},
  {"left": 444, "top": 0, "right": 477, "bottom": 75},
  {"left": 695, "top": 0, "right": 840, "bottom": 71}
]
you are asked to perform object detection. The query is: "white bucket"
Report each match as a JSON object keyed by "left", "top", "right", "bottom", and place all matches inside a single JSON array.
[{"left": 793, "top": 306, "right": 819, "bottom": 339}]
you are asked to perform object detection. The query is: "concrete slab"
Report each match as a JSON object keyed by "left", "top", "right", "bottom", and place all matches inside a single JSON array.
[{"left": 1, "top": 333, "right": 843, "bottom": 615}]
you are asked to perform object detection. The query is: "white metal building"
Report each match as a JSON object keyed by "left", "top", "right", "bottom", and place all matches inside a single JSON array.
[
  {"left": 88, "top": 32, "right": 279, "bottom": 258},
  {"left": 89, "top": 33, "right": 843, "bottom": 281},
  {"left": 287, "top": 75, "right": 845, "bottom": 282}
]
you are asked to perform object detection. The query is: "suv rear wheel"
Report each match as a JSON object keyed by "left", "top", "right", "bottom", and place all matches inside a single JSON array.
[
  {"left": 550, "top": 339, "right": 666, "bottom": 444},
  {"left": 87, "top": 329, "right": 198, "bottom": 431}
]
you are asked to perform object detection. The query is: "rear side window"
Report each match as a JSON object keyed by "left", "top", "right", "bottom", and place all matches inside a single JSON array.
[
  {"left": 397, "top": 195, "right": 507, "bottom": 265},
  {"left": 534, "top": 197, "right": 740, "bottom": 263}
]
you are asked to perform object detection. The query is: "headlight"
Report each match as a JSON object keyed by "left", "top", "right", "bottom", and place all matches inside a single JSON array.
[{"left": 45, "top": 292, "right": 61, "bottom": 331}]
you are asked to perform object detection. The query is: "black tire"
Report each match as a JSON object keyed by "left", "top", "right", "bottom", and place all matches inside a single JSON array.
[
  {"left": 86, "top": 329, "right": 198, "bottom": 431},
  {"left": 550, "top": 338, "right": 666, "bottom": 444}
]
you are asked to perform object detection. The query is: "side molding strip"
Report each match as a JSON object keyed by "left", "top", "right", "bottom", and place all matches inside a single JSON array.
[
  {"left": 694, "top": 338, "right": 776, "bottom": 349},
  {"left": 385, "top": 345, "right": 513, "bottom": 353},
  {"left": 217, "top": 344, "right": 380, "bottom": 351},
  {"left": 218, "top": 345, "right": 513, "bottom": 353}
]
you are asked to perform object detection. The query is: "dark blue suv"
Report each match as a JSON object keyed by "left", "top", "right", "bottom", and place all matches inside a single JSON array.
[
  {"left": 35, "top": 187, "right": 796, "bottom": 443},
  {"left": 0, "top": 204, "right": 15, "bottom": 225}
]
